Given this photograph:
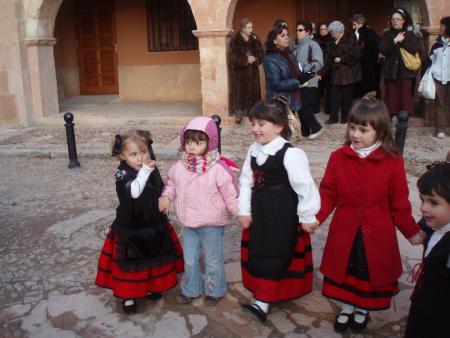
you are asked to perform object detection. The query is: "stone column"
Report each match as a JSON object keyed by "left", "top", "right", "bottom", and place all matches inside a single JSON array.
[
  {"left": 193, "top": 29, "right": 233, "bottom": 120},
  {"left": 23, "top": 37, "right": 59, "bottom": 121}
]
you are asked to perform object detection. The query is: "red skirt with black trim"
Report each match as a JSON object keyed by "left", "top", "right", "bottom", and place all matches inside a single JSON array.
[
  {"left": 241, "top": 228, "right": 313, "bottom": 303},
  {"left": 322, "top": 274, "right": 399, "bottom": 310},
  {"left": 95, "top": 223, "right": 184, "bottom": 299}
]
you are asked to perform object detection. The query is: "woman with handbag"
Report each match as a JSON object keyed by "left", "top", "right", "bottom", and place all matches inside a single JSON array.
[
  {"left": 229, "top": 18, "right": 264, "bottom": 124},
  {"left": 379, "top": 7, "right": 420, "bottom": 118},
  {"left": 263, "top": 25, "right": 314, "bottom": 137},
  {"left": 425, "top": 16, "right": 450, "bottom": 139}
]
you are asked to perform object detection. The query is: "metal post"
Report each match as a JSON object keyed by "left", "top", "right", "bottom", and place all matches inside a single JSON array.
[
  {"left": 64, "top": 112, "right": 80, "bottom": 168},
  {"left": 211, "top": 115, "right": 222, "bottom": 154},
  {"left": 395, "top": 111, "right": 409, "bottom": 155}
]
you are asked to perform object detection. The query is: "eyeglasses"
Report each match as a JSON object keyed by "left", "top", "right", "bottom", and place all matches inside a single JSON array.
[{"left": 297, "top": 29, "right": 305, "bottom": 32}]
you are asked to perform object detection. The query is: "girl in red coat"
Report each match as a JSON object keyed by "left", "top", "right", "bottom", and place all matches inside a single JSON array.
[
  {"left": 96, "top": 130, "right": 183, "bottom": 314},
  {"left": 305, "top": 96, "right": 424, "bottom": 333}
]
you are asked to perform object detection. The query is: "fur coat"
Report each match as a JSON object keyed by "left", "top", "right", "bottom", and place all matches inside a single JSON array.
[{"left": 229, "top": 32, "right": 264, "bottom": 113}]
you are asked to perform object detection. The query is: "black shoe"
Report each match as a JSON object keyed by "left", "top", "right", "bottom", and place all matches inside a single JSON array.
[
  {"left": 122, "top": 299, "right": 137, "bottom": 315},
  {"left": 241, "top": 303, "right": 267, "bottom": 323},
  {"left": 339, "top": 119, "right": 347, "bottom": 124},
  {"left": 350, "top": 311, "right": 370, "bottom": 333},
  {"left": 147, "top": 293, "right": 162, "bottom": 301},
  {"left": 325, "top": 119, "right": 338, "bottom": 125},
  {"left": 334, "top": 312, "right": 352, "bottom": 333}
]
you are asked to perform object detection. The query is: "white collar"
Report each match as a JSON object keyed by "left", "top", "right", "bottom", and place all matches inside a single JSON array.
[
  {"left": 251, "top": 136, "right": 287, "bottom": 156},
  {"left": 351, "top": 141, "right": 381, "bottom": 158},
  {"left": 436, "top": 222, "right": 450, "bottom": 235}
]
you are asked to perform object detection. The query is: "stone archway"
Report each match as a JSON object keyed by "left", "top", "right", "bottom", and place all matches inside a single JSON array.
[{"left": 24, "top": 0, "right": 64, "bottom": 123}]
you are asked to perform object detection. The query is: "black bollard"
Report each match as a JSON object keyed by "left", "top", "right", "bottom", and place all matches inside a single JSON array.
[
  {"left": 395, "top": 111, "right": 409, "bottom": 155},
  {"left": 64, "top": 112, "right": 80, "bottom": 168},
  {"left": 211, "top": 114, "right": 222, "bottom": 154}
]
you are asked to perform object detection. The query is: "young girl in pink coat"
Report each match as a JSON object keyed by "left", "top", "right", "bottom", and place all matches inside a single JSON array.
[
  {"left": 305, "top": 96, "right": 424, "bottom": 333},
  {"left": 158, "top": 117, "right": 239, "bottom": 306}
]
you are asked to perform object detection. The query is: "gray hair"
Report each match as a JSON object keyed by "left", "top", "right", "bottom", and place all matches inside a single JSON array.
[{"left": 328, "top": 21, "right": 345, "bottom": 33}]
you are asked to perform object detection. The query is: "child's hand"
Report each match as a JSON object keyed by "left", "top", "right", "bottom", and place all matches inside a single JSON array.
[
  {"left": 238, "top": 215, "right": 252, "bottom": 229},
  {"left": 408, "top": 230, "right": 426, "bottom": 245},
  {"left": 158, "top": 196, "right": 170, "bottom": 214},
  {"left": 302, "top": 221, "right": 319, "bottom": 234},
  {"left": 143, "top": 159, "right": 156, "bottom": 168}
]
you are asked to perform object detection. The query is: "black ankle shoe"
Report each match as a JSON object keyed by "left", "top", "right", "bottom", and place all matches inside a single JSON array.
[
  {"left": 325, "top": 118, "right": 338, "bottom": 125},
  {"left": 350, "top": 311, "right": 370, "bottom": 333},
  {"left": 147, "top": 293, "right": 162, "bottom": 301},
  {"left": 122, "top": 299, "right": 137, "bottom": 315},
  {"left": 241, "top": 303, "right": 267, "bottom": 323},
  {"left": 334, "top": 312, "right": 352, "bottom": 333}
]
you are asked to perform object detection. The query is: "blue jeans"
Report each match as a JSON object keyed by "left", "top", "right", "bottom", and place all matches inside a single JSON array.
[{"left": 181, "top": 226, "right": 226, "bottom": 298}]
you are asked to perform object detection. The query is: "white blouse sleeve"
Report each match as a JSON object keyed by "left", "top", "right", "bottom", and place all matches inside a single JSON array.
[
  {"left": 130, "top": 164, "right": 154, "bottom": 199},
  {"left": 284, "top": 147, "right": 320, "bottom": 224},
  {"left": 238, "top": 146, "right": 255, "bottom": 216}
]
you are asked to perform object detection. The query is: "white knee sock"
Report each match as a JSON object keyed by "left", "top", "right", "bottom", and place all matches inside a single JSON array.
[
  {"left": 124, "top": 299, "right": 134, "bottom": 306},
  {"left": 254, "top": 300, "right": 269, "bottom": 313},
  {"left": 337, "top": 303, "right": 354, "bottom": 323},
  {"left": 354, "top": 307, "right": 368, "bottom": 323}
]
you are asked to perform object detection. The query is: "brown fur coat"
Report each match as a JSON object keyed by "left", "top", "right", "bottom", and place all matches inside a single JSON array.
[{"left": 229, "top": 32, "right": 264, "bottom": 113}]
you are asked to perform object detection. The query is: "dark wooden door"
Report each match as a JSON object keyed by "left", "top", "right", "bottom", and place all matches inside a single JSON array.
[
  {"left": 294, "top": 0, "right": 394, "bottom": 34},
  {"left": 76, "top": 0, "right": 118, "bottom": 94}
]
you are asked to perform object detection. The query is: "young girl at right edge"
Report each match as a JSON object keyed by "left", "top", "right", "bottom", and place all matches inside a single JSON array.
[{"left": 307, "top": 97, "right": 424, "bottom": 334}]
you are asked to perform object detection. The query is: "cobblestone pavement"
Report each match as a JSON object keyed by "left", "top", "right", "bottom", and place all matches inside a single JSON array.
[{"left": 0, "top": 117, "right": 449, "bottom": 337}]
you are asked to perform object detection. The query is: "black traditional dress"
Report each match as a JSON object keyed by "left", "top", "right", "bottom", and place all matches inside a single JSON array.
[
  {"left": 96, "top": 162, "right": 183, "bottom": 299},
  {"left": 241, "top": 143, "right": 313, "bottom": 303},
  {"left": 405, "top": 221, "right": 450, "bottom": 338}
]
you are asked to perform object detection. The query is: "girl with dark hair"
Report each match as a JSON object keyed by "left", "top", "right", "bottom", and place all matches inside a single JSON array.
[
  {"left": 404, "top": 157, "right": 450, "bottom": 337},
  {"left": 379, "top": 7, "right": 420, "bottom": 117},
  {"left": 238, "top": 98, "right": 320, "bottom": 322},
  {"left": 229, "top": 18, "right": 264, "bottom": 124},
  {"left": 310, "top": 97, "right": 424, "bottom": 333},
  {"left": 96, "top": 130, "right": 183, "bottom": 315},
  {"left": 424, "top": 16, "right": 450, "bottom": 139}
]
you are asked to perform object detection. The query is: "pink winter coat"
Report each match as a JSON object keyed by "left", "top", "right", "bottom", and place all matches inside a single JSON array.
[{"left": 162, "top": 117, "right": 239, "bottom": 228}]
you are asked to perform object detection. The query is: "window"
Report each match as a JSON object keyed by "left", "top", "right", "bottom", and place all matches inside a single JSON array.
[{"left": 147, "top": 0, "right": 198, "bottom": 52}]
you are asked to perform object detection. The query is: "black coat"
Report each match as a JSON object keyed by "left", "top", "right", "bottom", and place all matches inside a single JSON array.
[
  {"left": 353, "top": 25, "right": 381, "bottom": 95},
  {"left": 404, "top": 220, "right": 450, "bottom": 338},
  {"left": 379, "top": 29, "right": 419, "bottom": 80}
]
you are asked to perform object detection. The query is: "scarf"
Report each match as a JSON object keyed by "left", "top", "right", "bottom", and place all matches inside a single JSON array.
[
  {"left": 351, "top": 141, "right": 382, "bottom": 158},
  {"left": 181, "top": 150, "right": 220, "bottom": 174}
]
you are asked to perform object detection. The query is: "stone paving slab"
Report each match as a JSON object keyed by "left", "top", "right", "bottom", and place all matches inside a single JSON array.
[{"left": 0, "top": 118, "right": 449, "bottom": 337}]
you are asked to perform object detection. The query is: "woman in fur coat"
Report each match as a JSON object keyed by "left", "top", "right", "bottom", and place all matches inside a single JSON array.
[{"left": 230, "top": 18, "right": 264, "bottom": 124}]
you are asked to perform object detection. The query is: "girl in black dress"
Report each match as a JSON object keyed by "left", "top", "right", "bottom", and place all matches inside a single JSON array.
[
  {"left": 96, "top": 130, "right": 183, "bottom": 314},
  {"left": 237, "top": 98, "right": 320, "bottom": 322},
  {"left": 405, "top": 158, "right": 450, "bottom": 337}
]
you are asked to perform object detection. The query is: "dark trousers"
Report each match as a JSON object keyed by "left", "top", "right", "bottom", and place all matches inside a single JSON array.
[
  {"left": 329, "top": 84, "right": 354, "bottom": 122},
  {"left": 319, "top": 75, "right": 331, "bottom": 114},
  {"left": 434, "top": 80, "right": 450, "bottom": 133},
  {"left": 299, "top": 87, "right": 322, "bottom": 136},
  {"left": 384, "top": 78, "right": 413, "bottom": 116}
]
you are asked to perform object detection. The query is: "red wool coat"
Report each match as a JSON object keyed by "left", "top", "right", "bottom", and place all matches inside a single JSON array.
[{"left": 316, "top": 144, "right": 420, "bottom": 288}]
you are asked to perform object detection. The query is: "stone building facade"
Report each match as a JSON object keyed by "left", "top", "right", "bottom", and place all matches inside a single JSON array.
[{"left": 0, "top": 0, "right": 448, "bottom": 126}]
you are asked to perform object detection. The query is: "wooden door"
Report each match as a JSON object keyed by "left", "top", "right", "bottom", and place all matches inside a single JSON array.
[
  {"left": 294, "top": 0, "right": 394, "bottom": 35},
  {"left": 76, "top": 0, "right": 118, "bottom": 94}
]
